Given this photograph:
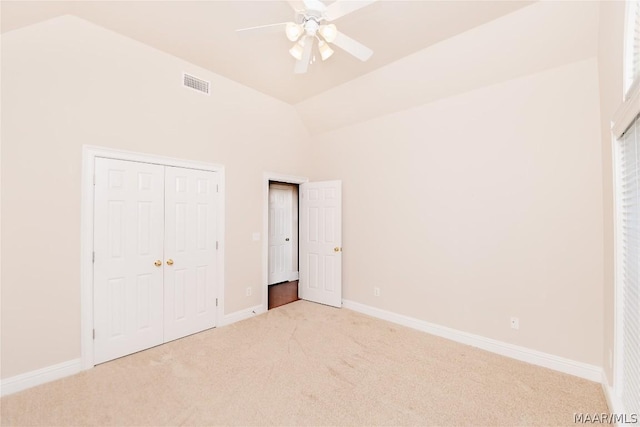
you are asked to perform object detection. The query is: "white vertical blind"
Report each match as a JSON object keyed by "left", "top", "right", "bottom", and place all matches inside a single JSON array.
[
  {"left": 617, "top": 0, "right": 640, "bottom": 414},
  {"left": 618, "top": 114, "right": 640, "bottom": 415}
]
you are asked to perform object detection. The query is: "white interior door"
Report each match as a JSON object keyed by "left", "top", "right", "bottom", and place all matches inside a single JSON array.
[
  {"left": 299, "top": 180, "right": 342, "bottom": 308},
  {"left": 93, "top": 158, "right": 165, "bottom": 364},
  {"left": 269, "top": 184, "right": 293, "bottom": 285},
  {"left": 164, "top": 166, "right": 218, "bottom": 342}
]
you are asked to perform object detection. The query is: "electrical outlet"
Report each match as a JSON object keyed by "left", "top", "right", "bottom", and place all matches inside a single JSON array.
[
  {"left": 510, "top": 317, "right": 519, "bottom": 330},
  {"left": 374, "top": 287, "right": 380, "bottom": 297},
  {"left": 246, "top": 287, "right": 252, "bottom": 297}
]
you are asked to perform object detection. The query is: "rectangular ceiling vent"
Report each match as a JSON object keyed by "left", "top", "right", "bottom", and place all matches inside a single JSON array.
[{"left": 183, "top": 73, "right": 210, "bottom": 95}]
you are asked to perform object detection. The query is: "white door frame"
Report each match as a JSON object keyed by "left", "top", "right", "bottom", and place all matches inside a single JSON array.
[
  {"left": 80, "top": 145, "right": 225, "bottom": 370},
  {"left": 262, "top": 172, "right": 308, "bottom": 313}
]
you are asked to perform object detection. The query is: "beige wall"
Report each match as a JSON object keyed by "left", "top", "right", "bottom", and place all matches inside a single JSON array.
[
  {"left": 596, "top": 0, "right": 626, "bottom": 385},
  {"left": 0, "top": 16, "right": 312, "bottom": 379},
  {"left": 1, "top": 2, "right": 617, "bottom": 381},
  {"left": 309, "top": 58, "right": 604, "bottom": 365}
]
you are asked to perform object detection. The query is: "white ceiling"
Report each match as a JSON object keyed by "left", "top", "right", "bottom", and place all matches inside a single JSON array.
[
  {"left": 297, "top": 0, "right": 600, "bottom": 134},
  {"left": 1, "top": 1, "right": 533, "bottom": 105}
]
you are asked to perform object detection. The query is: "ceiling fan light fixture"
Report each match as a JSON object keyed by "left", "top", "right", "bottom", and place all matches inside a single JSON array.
[
  {"left": 319, "top": 24, "right": 337, "bottom": 43},
  {"left": 289, "top": 38, "right": 305, "bottom": 60},
  {"left": 285, "top": 22, "right": 303, "bottom": 42},
  {"left": 235, "top": 0, "right": 376, "bottom": 75},
  {"left": 318, "top": 40, "right": 334, "bottom": 61}
]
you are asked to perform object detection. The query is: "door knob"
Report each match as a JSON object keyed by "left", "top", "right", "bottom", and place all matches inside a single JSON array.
[
  {"left": 154, "top": 260, "right": 162, "bottom": 267},
  {"left": 334, "top": 247, "right": 341, "bottom": 252},
  {"left": 166, "top": 259, "right": 174, "bottom": 266},
  {"left": 285, "top": 238, "right": 290, "bottom": 241}
]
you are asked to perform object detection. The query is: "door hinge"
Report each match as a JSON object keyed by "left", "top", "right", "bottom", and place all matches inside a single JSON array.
[
  {"left": 92, "top": 252, "right": 95, "bottom": 263},
  {"left": 216, "top": 298, "right": 218, "bottom": 307},
  {"left": 216, "top": 184, "right": 219, "bottom": 193},
  {"left": 93, "top": 329, "right": 95, "bottom": 339},
  {"left": 93, "top": 174, "right": 96, "bottom": 186},
  {"left": 216, "top": 241, "right": 219, "bottom": 250}
]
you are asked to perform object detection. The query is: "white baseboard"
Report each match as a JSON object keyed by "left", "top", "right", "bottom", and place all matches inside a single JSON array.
[
  {"left": 0, "top": 306, "right": 265, "bottom": 397},
  {"left": 0, "top": 358, "right": 82, "bottom": 397},
  {"left": 0, "top": 303, "right": 604, "bottom": 398},
  {"left": 221, "top": 304, "right": 265, "bottom": 326},
  {"left": 342, "top": 300, "right": 603, "bottom": 382},
  {"left": 601, "top": 371, "right": 627, "bottom": 416}
]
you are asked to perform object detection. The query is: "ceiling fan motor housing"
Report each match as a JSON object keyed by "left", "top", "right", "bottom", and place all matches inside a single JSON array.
[{"left": 303, "top": 16, "right": 321, "bottom": 36}]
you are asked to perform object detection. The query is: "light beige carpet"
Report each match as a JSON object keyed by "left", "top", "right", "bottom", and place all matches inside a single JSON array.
[{"left": 1, "top": 300, "right": 607, "bottom": 426}]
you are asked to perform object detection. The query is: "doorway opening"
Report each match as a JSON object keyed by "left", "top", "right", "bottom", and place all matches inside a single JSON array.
[
  {"left": 262, "top": 173, "right": 342, "bottom": 311},
  {"left": 267, "top": 181, "right": 299, "bottom": 310},
  {"left": 262, "top": 173, "right": 308, "bottom": 313}
]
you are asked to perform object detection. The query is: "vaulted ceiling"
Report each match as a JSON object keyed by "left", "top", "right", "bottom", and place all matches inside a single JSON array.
[{"left": 1, "top": 1, "right": 533, "bottom": 104}]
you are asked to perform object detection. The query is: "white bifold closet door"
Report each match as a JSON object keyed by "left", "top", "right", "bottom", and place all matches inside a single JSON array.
[
  {"left": 93, "top": 159, "right": 165, "bottom": 364},
  {"left": 93, "top": 158, "right": 218, "bottom": 364},
  {"left": 163, "top": 166, "right": 218, "bottom": 342}
]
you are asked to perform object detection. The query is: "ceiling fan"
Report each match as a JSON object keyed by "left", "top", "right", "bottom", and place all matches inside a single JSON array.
[{"left": 236, "top": 0, "right": 376, "bottom": 74}]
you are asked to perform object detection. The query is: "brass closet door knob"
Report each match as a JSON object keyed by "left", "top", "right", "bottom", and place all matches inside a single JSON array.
[
  {"left": 166, "top": 259, "right": 174, "bottom": 266},
  {"left": 154, "top": 260, "right": 162, "bottom": 267}
]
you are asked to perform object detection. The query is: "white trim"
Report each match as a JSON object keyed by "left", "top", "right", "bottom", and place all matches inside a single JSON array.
[
  {"left": 220, "top": 304, "right": 265, "bottom": 326},
  {"left": 612, "top": 85, "right": 640, "bottom": 138},
  {"left": 613, "top": 128, "right": 625, "bottom": 399},
  {"left": 342, "top": 300, "right": 603, "bottom": 382},
  {"left": 261, "top": 172, "right": 308, "bottom": 313},
  {"left": 602, "top": 371, "right": 628, "bottom": 416},
  {"left": 0, "top": 359, "right": 81, "bottom": 397},
  {"left": 80, "top": 145, "right": 225, "bottom": 370},
  {"left": 623, "top": 0, "right": 640, "bottom": 98}
]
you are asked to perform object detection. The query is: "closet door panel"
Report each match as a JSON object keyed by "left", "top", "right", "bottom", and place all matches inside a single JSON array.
[
  {"left": 164, "top": 167, "right": 218, "bottom": 342},
  {"left": 93, "top": 158, "right": 165, "bottom": 364}
]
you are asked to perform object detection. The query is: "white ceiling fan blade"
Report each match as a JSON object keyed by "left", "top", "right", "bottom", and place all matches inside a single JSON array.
[
  {"left": 294, "top": 36, "right": 314, "bottom": 74},
  {"left": 287, "top": 0, "right": 305, "bottom": 12},
  {"left": 236, "top": 22, "right": 289, "bottom": 39},
  {"left": 325, "top": 0, "right": 377, "bottom": 21},
  {"left": 303, "top": 0, "right": 327, "bottom": 13},
  {"left": 331, "top": 30, "right": 373, "bottom": 61}
]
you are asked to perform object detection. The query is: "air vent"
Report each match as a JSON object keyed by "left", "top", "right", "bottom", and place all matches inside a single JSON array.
[{"left": 183, "top": 73, "right": 210, "bottom": 95}]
